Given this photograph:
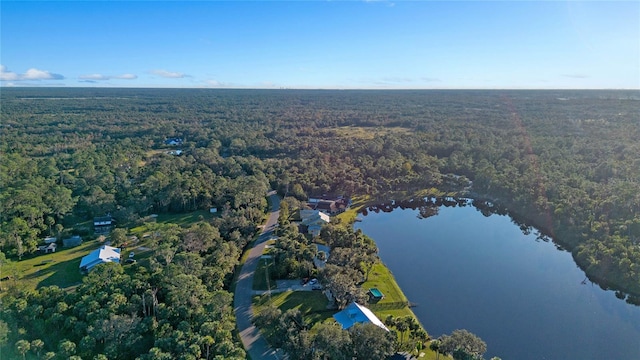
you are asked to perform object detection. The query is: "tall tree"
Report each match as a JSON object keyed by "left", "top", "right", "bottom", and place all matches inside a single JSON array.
[
  {"left": 439, "top": 329, "right": 487, "bottom": 360},
  {"left": 350, "top": 323, "right": 395, "bottom": 360}
]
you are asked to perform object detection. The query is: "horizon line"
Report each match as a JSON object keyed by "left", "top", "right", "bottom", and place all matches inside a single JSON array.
[{"left": 2, "top": 86, "right": 639, "bottom": 91}]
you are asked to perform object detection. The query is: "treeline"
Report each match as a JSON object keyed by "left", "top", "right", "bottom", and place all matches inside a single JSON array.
[{"left": 0, "top": 88, "right": 638, "bottom": 356}]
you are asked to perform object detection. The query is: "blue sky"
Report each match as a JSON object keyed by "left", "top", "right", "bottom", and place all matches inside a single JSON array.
[{"left": 1, "top": 1, "right": 638, "bottom": 89}]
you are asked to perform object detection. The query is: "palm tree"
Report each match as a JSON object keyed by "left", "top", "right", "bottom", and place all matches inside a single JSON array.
[
  {"left": 429, "top": 339, "right": 441, "bottom": 360},
  {"left": 15, "top": 340, "right": 30, "bottom": 360},
  {"left": 395, "top": 318, "right": 409, "bottom": 344}
]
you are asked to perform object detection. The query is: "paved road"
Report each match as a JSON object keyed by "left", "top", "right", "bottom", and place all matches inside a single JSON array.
[{"left": 234, "top": 191, "right": 281, "bottom": 360}]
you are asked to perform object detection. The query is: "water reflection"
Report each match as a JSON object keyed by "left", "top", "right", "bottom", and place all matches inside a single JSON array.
[{"left": 355, "top": 201, "right": 640, "bottom": 360}]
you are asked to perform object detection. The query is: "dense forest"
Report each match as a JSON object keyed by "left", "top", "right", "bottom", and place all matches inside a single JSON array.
[{"left": 1, "top": 88, "right": 639, "bottom": 357}]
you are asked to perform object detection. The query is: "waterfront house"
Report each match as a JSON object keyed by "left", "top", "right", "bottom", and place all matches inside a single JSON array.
[
  {"left": 300, "top": 210, "right": 330, "bottom": 237},
  {"left": 333, "top": 302, "right": 389, "bottom": 331}
]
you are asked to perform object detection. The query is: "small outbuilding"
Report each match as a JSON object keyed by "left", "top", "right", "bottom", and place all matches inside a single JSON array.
[
  {"left": 63, "top": 235, "right": 83, "bottom": 248},
  {"left": 38, "top": 243, "right": 57, "bottom": 253}
]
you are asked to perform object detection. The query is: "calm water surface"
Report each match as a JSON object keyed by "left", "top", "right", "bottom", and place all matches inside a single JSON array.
[{"left": 355, "top": 205, "right": 640, "bottom": 360}]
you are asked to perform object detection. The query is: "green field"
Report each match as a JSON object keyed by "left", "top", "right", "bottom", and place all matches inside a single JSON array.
[
  {"left": 3, "top": 239, "right": 100, "bottom": 293},
  {"left": 333, "top": 126, "right": 411, "bottom": 140}
]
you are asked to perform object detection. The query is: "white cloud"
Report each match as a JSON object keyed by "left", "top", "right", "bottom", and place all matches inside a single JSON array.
[
  {"left": 79, "top": 73, "right": 138, "bottom": 80},
  {"left": 115, "top": 74, "right": 137, "bottom": 79},
  {"left": 151, "top": 69, "right": 188, "bottom": 78},
  {"left": 0, "top": 65, "right": 18, "bottom": 80},
  {"left": 1, "top": 65, "right": 64, "bottom": 81},
  {"left": 79, "top": 74, "right": 111, "bottom": 80}
]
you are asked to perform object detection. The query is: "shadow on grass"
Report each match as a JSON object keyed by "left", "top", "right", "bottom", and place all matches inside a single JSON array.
[
  {"left": 22, "top": 257, "right": 84, "bottom": 289},
  {"left": 256, "top": 291, "right": 335, "bottom": 328}
]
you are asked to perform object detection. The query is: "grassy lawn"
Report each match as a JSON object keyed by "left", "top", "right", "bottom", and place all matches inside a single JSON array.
[
  {"left": 4, "top": 239, "right": 104, "bottom": 293},
  {"left": 335, "top": 194, "right": 371, "bottom": 225},
  {"left": 362, "top": 262, "right": 408, "bottom": 305},
  {"left": 253, "top": 290, "right": 333, "bottom": 327},
  {"left": 155, "top": 210, "right": 215, "bottom": 226},
  {"left": 360, "top": 261, "right": 422, "bottom": 328},
  {"left": 360, "top": 261, "right": 445, "bottom": 359},
  {"left": 130, "top": 209, "right": 218, "bottom": 236},
  {"left": 252, "top": 258, "right": 278, "bottom": 291}
]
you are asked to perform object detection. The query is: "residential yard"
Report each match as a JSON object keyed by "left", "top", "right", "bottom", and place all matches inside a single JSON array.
[
  {"left": 362, "top": 262, "right": 408, "bottom": 306},
  {"left": 252, "top": 258, "right": 278, "bottom": 291},
  {"left": 6, "top": 208, "right": 219, "bottom": 295},
  {"left": 251, "top": 287, "right": 444, "bottom": 359},
  {"left": 155, "top": 210, "right": 216, "bottom": 226},
  {"left": 335, "top": 194, "right": 371, "bottom": 225},
  {"left": 253, "top": 290, "right": 333, "bottom": 329},
  {"left": 3, "top": 239, "right": 101, "bottom": 293},
  {"left": 361, "top": 261, "right": 429, "bottom": 331}
]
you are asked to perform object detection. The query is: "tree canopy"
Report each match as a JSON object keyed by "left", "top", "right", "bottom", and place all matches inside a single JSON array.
[{"left": 1, "top": 88, "right": 639, "bottom": 357}]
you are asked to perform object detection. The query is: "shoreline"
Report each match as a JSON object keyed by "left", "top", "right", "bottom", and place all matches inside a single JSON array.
[
  {"left": 337, "top": 198, "right": 431, "bottom": 336},
  {"left": 345, "top": 192, "right": 640, "bottom": 301}
]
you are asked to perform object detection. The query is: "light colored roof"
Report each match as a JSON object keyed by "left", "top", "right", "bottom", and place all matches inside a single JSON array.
[
  {"left": 333, "top": 302, "right": 389, "bottom": 331},
  {"left": 301, "top": 210, "right": 330, "bottom": 226},
  {"left": 44, "top": 237, "right": 57, "bottom": 244},
  {"left": 80, "top": 245, "right": 121, "bottom": 271},
  {"left": 93, "top": 216, "right": 113, "bottom": 225}
]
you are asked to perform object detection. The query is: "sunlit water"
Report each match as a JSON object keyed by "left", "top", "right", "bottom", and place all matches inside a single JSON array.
[{"left": 355, "top": 205, "right": 640, "bottom": 360}]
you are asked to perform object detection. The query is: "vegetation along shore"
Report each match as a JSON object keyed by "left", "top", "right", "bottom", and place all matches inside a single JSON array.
[{"left": 1, "top": 88, "right": 638, "bottom": 359}]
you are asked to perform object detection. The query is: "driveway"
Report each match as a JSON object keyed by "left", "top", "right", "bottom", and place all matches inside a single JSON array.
[{"left": 234, "top": 192, "right": 281, "bottom": 359}]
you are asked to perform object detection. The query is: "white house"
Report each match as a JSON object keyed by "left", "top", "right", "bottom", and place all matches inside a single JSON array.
[
  {"left": 38, "top": 243, "right": 57, "bottom": 253},
  {"left": 333, "top": 302, "right": 389, "bottom": 331},
  {"left": 79, "top": 245, "right": 121, "bottom": 273},
  {"left": 300, "top": 210, "right": 330, "bottom": 237}
]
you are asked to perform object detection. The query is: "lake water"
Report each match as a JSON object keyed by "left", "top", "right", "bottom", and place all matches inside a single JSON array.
[{"left": 355, "top": 204, "right": 640, "bottom": 360}]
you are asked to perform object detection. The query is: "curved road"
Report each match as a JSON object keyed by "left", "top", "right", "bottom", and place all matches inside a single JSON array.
[{"left": 234, "top": 191, "right": 280, "bottom": 359}]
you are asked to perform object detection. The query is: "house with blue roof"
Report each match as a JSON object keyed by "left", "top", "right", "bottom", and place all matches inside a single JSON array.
[
  {"left": 333, "top": 302, "right": 389, "bottom": 331},
  {"left": 79, "top": 245, "right": 121, "bottom": 273}
]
